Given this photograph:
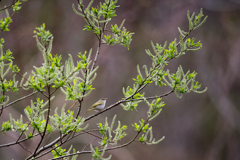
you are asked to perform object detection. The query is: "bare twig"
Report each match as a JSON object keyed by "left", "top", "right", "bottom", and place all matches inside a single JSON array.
[
  {"left": 0, "top": 0, "right": 31, "bottom": 12},
  {"left": 67, "top": 100, "right": 78, "bottom": 112},
  {"left": 82, "top": 137, "right": 98, "bottom": 151},
  {"left": 19, "top": 143, "right": 32, "bottom": 154},
  {"left": 0, "top": 133, "right": 40, "bottom": 148},
  {"left": 0, "top": 0, "right": 17, "bottom": 12},
  {"left": 0, "top": 91, "right": 38, "bottom": 111},
  {"left": 82, "top": 130, "right": 102, "bottom": 140},
  {"left": 0, "top": 77, "right": 5, "bottom": 116}
]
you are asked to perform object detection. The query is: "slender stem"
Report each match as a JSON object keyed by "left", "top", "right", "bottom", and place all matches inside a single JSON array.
[
  {"left": 1, "top": 91, "right": 38, "bottom": 110},
  {"left": 0, "top": 76, "right": 4, "bottom": 116},
  {"left": 0, "top": 0, "right": 31, "bottom": 12},
  {"left": 125, "top": 89, "right": 174, "bottom": 102},
  {"left": 19, "top": 143, "right": 32, "bottom": 154},
  {"left": 84, "top": 89, "right": 174, "bottom": 122},
  {"left": 90, "top": 44, "right": 101, "bottom": 72},
  {"left": 75, "top": 99, "right": 82, "bottom": 118},
  {"left": 82, "top": 137, "right": 98, "bottom": 151},
  {"left": 67, "top": 100, "right": 78, "bottom": 112},
  {"left": 28, "top": 86, "right": 51, "bottom": 159},
  {"left": 82, "top": 130, "right": 102, "bottom": 140},
  {"left": 0, "top": 132, "right": 40, "bottom": 148},
  {"left": 89, "top": 1, "right": 110, "bottom": 72},
  {"left": 0, "top": 0, "right": 17, "bottom": 12}
]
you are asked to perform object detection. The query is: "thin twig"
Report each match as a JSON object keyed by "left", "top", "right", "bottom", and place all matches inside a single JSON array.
[
  {"left": 0, "top": 79, "right": 5, "bottom": 116},
  {"left": 0, "top": 91, "right": 38, "bottom": 111},
  {"left": 0, "top": 0, "right": 31, "bottom": 12},
  {"left": 90, "top": 44, "right": 101, "bottom": 73},
  {"left": 0, "top": 133, "right": 40, "bottom": 148},
  {"left": 75, "top": 57, "right": 88, "bottom": 118},
  {"left": 82, "top": 137, "right": 98, "bottom": 151},
  {"left": 67, "top": 100, "right": 78, "bottom": 112},
  {"left": 19, "top": 143, "right": 32, "bottom": 154},
  {"left": 82, "top": 130, "right": 102, "bottom": 140},
  {"left": 29, "top": 86, "right": 51, "bottom": 159},
  {"left": 0, "top": 0, "right": 17, "bottom": 12}
]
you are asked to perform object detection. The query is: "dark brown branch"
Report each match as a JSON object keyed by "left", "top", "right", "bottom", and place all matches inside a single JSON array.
[
  {"left": 89, "top": 1, "right": 110, "bottom": 73},
  {"left": 0, "top": 0, "right": 17, "bottom": 12},
  {"left": 0, "top": 76, "right": 5, "bottom": 116}
]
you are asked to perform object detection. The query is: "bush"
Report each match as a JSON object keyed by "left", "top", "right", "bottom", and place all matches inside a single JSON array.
[{"left": 0, "top": 0, "right": 207, "bottom": 159}]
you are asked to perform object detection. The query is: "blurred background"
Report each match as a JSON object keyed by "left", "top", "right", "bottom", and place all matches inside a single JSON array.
[{"left": 0, "top": 0, "right": 240, "bottom": 159}]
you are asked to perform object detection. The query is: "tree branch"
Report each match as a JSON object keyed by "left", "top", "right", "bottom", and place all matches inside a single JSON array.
[{"left": 0, "top": 91, "right": 38, "bottom": 111}]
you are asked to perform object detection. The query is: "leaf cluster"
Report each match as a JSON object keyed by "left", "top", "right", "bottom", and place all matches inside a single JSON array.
[
  {"left": 51, "top": 144, "right": 78, "bottom": 160},
  {"left": 92, "top": 115, "right": 127, "bottom": 159},
  {"left": 73, "top": 0, "right": 134, "bottom": 49}
]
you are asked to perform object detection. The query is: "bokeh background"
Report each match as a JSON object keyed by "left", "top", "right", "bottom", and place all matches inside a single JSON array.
[{"left": 0, "top": 0, "right": 240, "bottom": 159}]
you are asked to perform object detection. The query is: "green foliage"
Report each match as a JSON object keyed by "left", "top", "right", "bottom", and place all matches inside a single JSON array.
[
  {"left": 13, "top": 1, "right": 22, "bottom": 12},
  {"left": 34, "top": 23, "right": 53, "bottom": 47},
  {"left": 163, "top": 65, "right": 207, "bottom": 98},
  {"left": 90, "top": 144, "right": 112, "bottom": 160},
  {"left": 24, "top": 98, "right": 50, "bottom": 133},
  {"left": 51, "top": 144, "right": 78, "bottom": 160},
  {"left": 0, "top": 17, "right": 12, "bottom": 32},
  {"left": 121, "top": 8, "right": 208, "bottom": 112},
  {"left": 0, "top": 37, "right": 19, "bottom": 105},
  {"left": 52, "top": 144, "right": 66, "bottom": 158},
  {"left": 145, "top": 98, "right": 165, "bottom": 121},
  {"left": 132, "top": 119, "right": 149, "bottom": 132},
  {"left": 50, "top": 106, "right": 88, "bottom": 134},
  {"left": 97, "top": 115, "right": 127, "bottom": 146},
  {"left": 2, "top": 114, "right": 28, "bottom": 135},
  {"left": 0, "top": 1, "right": 208, "bottom": 160},
  {"left": 73, "top": 0, "right": 134, "bottom": 49},
  {"left": 60, "top": 50, "right": 97, "bottom": 100}
]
